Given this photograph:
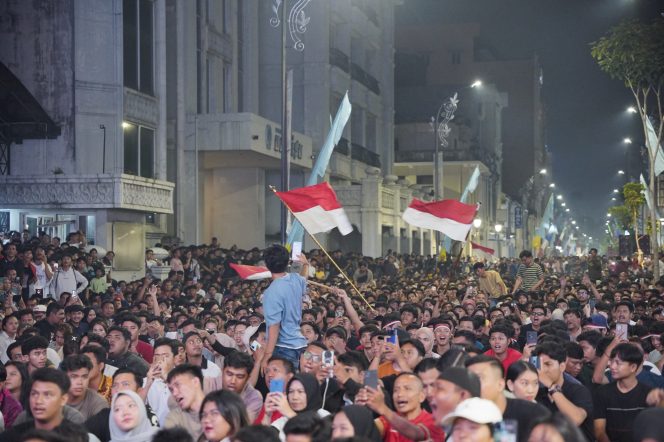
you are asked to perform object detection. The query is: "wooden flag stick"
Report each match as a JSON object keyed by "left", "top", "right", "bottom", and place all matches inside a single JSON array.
[
  {"left": 269, "top": 185, "right": 374, "bottom": 311},
  {"left": 306, "top": 280, "right": 334, "bottom": 291}
]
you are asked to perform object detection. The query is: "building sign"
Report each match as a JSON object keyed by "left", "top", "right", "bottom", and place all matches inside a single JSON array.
[
  {"left": 265, "top": 124, "right": 303, "bottom": 160},
  {"left": 514, "top": 206, "right": 522, "bottom": 229}
]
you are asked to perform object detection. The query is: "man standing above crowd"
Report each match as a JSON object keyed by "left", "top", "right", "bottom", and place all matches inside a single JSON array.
[
  {"left": 512, "top": 250, "right": 544, "bottom": 293},
  {"left": 473, "top": 262, "right": 507, "bottom": 297},
  {"left": 48, "top": 255, "right": 88, "bottom": 302},
  {"left": 262, "top": 245, "right": 310, "bottom": 371}
]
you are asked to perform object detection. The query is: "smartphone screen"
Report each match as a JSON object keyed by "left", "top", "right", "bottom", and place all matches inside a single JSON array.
[
  {"left": 364, "top": 369, "right": 378, "bottom": 390},
  {"left": 526, "top": 331, "right": 538, "bottom": 346},
  {"left": 616, "top": 323, "right": 628, "bottom": 340},
  {"left": 269, "top": 379, "right": 285, "bottom": 393},
  {"left": 589, "top": 299, "right": 596, "bottom": 310},
  {"left": 292, "top": 241, "right": 302, "bottom": 260},
  {"left": 494, "top": 419, "right": 518, "bottom": 442},
  {"left": 529, "top": 355, "right": 540, "bottom": 369}
]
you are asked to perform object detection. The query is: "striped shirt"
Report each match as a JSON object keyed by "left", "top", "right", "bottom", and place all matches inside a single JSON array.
[{"left": 516, "top": 263, "right": 543, "bottom": 291}]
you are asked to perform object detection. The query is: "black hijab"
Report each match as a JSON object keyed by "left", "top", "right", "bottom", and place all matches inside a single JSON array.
[
  {"left": 287, "top": 373, "right": 323, "bottom": 412},
  {"left": 341, "top": 405, "right": 382, "bottom": 442}
]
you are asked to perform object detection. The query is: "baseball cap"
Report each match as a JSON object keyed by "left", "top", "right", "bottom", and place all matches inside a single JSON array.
[
  {"left": 439, "top": 367, "right": 481, "bottom": 398},
  {"left": 441, "top": 398, "right": 503, "bottom": 426},
  {"left": 585, "top": 314, "right": 608, "bottom": 329}
]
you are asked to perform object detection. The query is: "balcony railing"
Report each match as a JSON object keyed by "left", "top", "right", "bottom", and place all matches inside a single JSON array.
[
  {"left": 351, "top": 142, "right": 381, "bottom": 168},
  {"left": 396, "top": 147, "right": 490, "bottom": 164},
  {"left": 351, "top": 63, "right": 380, "bottom": 95},
  {"left": 336, "top": 137, "right": 350, "bottom": 155},
  {"left": 329, "top": 47, "right": 350, "bottom": 73}
]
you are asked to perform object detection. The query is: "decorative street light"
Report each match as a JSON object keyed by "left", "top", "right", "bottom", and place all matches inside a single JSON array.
[
  {"left": 430, "top": 93, "right": 459, "bottom": 256},
  {"left": 623, "top": 137, "right": 633, "bottom": 144},
  {"left": 618, "top": 170, "right": 625, "bottom": 175},
  {"left": 627, "top": 106, "right": 637, "bottom": 114},
  {"left": 270, "top": 0, "right": 312, "bottom": 243},
  {"left": 495, "top": 224, "right": 503, "bottom": 233},
  {"left": 473, "top": 218, "right": 482, "bottom": 228},
  {"left": 549, "top": 183, "right": 555, "bottom": 188}
]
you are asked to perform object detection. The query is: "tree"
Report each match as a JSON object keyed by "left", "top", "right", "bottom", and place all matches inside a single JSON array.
[
  {"left": 624, "top": 182, "right": 646, "bottom": 259},
  {"left": 591, "top": 18, "right": 664, "bottom": 277}
]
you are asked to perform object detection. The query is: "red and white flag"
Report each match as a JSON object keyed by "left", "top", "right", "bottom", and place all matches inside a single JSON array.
[
  {"left": 402, "top": 199, "right": 477, "bottom": 241},
  {"left": 275, "top": 182, "right": 353, "bottom": 235},
  {"left": 471, "top": 242, "right": 495, "bottom": 260},
  {"left": 229, "top": 263, "right": 272, "bottom": 280}
]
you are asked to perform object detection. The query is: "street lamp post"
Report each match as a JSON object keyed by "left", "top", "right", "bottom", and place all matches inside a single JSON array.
[
  {"left": 431, "top": 94, "right": 459, "bottom": 257},
  {"left": 270, "top": 0, "right": 312, "bottom": 243}
]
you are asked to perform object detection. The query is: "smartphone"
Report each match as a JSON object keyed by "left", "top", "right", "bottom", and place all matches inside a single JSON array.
[
  {"left": 35, "top": 288, "right": 44, "bottom": 298},
  {"left": 364, "top": 369, "right": 378, "bottom": 390},
  {"left": 616, "top": 323, "right": 628, "bottom": 340},
  {"left": 526, "top": 331, "right": 538, "bottom": 346},
  {"left": 269, "top": 378, "right": 285, "bottom": 393},
  {"left": 529, "top": 355, "right": 540, "bottom": 369},
  {"left": 322, "top": 350, "right": 334, "bottom": 368},
  {"left": 589, "top": 299, "right": 596, "bottom": 310},
  {"left": 250, "top": 340, "right": 261, "bottom": 351},
  {"left": 494, "top": 419, "right": 518, "bottom": 442},
  {"left": 335, "top": 310, "right": 344, "bottom": 318},
  {"left": 387, "top": 329, "right": 399, "bottom": 345},
  {"left": 292, "top": 241, "right": 302, "bottom": 260}
]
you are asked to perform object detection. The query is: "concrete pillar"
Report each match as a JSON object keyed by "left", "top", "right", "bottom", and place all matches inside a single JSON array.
[{"left": 361, "top": 167, "right": 382, "bottom": 257}]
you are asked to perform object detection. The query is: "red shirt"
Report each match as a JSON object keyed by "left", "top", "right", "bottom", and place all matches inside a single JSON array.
[
  {"left": 379, "top": 410, "right": 445, "bottom": 442},
  {"left": 484, "top": 347, "right": 523, "bottom": 374},
  {"left": 253, "top": 405, "right": 282, "bottom": 424}
]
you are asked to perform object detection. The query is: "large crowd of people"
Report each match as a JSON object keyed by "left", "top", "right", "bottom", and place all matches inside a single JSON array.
[{"left": 0, "top": 229, "right": 664, "bottom": 442}]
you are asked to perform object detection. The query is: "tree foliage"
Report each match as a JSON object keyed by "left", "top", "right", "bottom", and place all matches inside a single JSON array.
[{"left": 608, "top": 205, "right": 631, "bottom": 230}]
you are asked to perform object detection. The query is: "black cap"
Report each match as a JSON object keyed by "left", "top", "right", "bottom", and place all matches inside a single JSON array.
[
  {"left": 65, "top": 305, "right": 84, "bottom": 314},
  {"left": 439, "top": 366, "right": 481, "bottom": 398}
]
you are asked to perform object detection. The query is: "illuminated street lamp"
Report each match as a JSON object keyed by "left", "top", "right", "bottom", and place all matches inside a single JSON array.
[
  {"left": 473, "top": 218, "right": 482, "bottom": 228},
  {"left": 565, "top": 208, "right": 570, "bottom": 212},
  {"left": 556, "top": 195, "right": 563, "bottom": 200},
  {"left": 624, "top": 138, "right": 633, "bottom": 144},
  {"left": 627, "top": 106, "right": 637, "bottom": 114},
  {"left": 539, "top": 168, "right": 547, "bottom": 175},
  {"left": 613, "top": 189, "right": 619, "bottom": 193},
  {"left": 549, "top": 183, "right": 555, "bottom": 188},
  {"left": 471, "top": 80, "right": 483, "bottom": 88},
  {"left": 495, "top": 224, "right": 503, "bottom": 233},
  {"left": 618, "top": 170, "right": 625, "bottom": 175}
]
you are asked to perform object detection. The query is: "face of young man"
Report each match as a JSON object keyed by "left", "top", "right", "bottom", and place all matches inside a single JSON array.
[
  {"left": 28, "top": 348, "right": 48, "bottom": 370},
  {"left": 489, "top": 332, "right": 509, "bottom": 356},
  {"left": 168, "top": 373, "right": 201, "bottom": 412},
  {"left": 614, "top": 306, "right": 632, "bottom": 324},
  {"left": 579, "top": 340, "right": 597, "bottom": 364},
  {"left": 111, "top": 373, "right": 140, "bottom": 397},
  {"left": 539, "top": 354, "right": 565, "bottom": 386},
  {"left": 265, "top": 359, "right": 293, "bottom": 388},
  {"left": 153, "top": 345, "right": 176, "bottom": 373},
  {"left": 30, "top": 381, "right": 67, "bottom": 425},
  {"left": 434, "top": 326, "right": 452, "bottom": 347},
  {"left": 185, "top": 335, "right": 203, "bottom": 358},
  {"left": 609, "top": 356, "right": 638, "bottom": 381},
  {"left": 300, "top": 345, "right": 323, "bottom": 377},
  {"left": 222, "top": 366, "right": 249, "bottom": 394},
  {"left": 467, "top": 362, "right": 505, "bottom": 402},
  {"left": 107, "top": 331, "right": 130, "bottom": 357},
  {"left": 400, "top": 343, "right": 423, "bottom": 370},
  {"left": 67, "top": 367, "right": 90, "bottom": 400},
  {"left": 392, "top": 374, "right": 425, "bottom": 417},
  {"left": 530, "top": 309, "right": 546, "bottom": 327},
  {"left": 565, "top": 356, "right": 584, "bottom": 378},
  {"left": 417, "top": 367, "right": 439, "bottom": 407}
]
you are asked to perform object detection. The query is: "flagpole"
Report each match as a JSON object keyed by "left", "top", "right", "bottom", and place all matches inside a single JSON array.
[{"left": 269, "top": 185, "right": 375, "bottom": 311}]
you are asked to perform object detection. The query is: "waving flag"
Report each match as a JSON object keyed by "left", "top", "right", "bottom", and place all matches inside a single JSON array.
[
  {"left": 230, "top": 263, "right": 272, "bottom": 280},
  {"left": 402, "top": 199, "right": 478, "bottom": 241},
  {"left": 275, "top": 182, "right": 353, "bottom": 235},
  {"left": 287, "top": 92, "right": 352, "bottom": 247},
  {"left": 640, "top": 174, "right": 660, "bottom": 219},
  {"left": 471, "top": 242, "right": 495, "bottom": 260},
  {"left": 460, "top": 166, "right": 481, "bottom": 203},
  {"left": 646, "top": 117, "right": 664, "bottom": 177}
]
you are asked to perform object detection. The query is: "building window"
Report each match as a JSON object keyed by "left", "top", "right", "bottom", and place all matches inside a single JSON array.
[
  {"left": 123, "top": 122, "right": 155, "bottom": 178},
  {"left": 365, "top": 113, "right": 376, "bottom": 152},
  {"left": 451, "top": 50, "right": 461, "bottom": 65},
  {"left": 351, "top": 108, "right": 364, "bottom": 146},
  {"left": 223, "top": 65, "right": 232, "bottom": 112},
  {"left": 123, "top": 0, "right": 154, "bottom": 95}
]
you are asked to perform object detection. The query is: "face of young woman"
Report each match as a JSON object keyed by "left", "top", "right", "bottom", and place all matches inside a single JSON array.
[
  {"left": 112, "top": 394, "right": 141, "bottom": 433},
  {"left": 200, "top": 400, "right": 232, "bottom": 442}
]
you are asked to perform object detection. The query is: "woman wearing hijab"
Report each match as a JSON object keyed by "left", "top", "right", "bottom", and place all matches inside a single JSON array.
[
  {"left": 109, "top": 390, "right": 158, "bottom": 442},
  {"left": 415, "top": 327, "right": 439, "bottom": 358},
  {"left": 265, "top": 373, "right": 330, "bottom": 441},
  {"left": 331, "top": 405, "right": 381, "bottom": 442}
]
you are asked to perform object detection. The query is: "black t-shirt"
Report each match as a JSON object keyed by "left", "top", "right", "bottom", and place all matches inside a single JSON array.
[
  {"left": 536, "top": 380, "right": 594, "bottom": 441},
  {"left": 593, "top": 381, "right": 652, "bottom": 442},
  {"left": 504, "top": 398, "right": 551, "bottom": 441}
]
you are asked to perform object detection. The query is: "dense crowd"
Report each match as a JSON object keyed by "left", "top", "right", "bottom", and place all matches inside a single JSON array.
[{"left": 0, "top": 229, "right": 664, "bottom": 442}]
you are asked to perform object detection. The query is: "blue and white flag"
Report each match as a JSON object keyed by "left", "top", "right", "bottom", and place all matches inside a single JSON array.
[
  {"left": 442, "top": 166, "right": 481, "bottom": 252},
  {"left": 287, "top": 92, "right": 352, "bottom": 246},
  {"left": 646, "top": 117, "right": 664, "bottom": 177},
  {"left": 640, "top": 174, "right": 660, "bottom": 219}
]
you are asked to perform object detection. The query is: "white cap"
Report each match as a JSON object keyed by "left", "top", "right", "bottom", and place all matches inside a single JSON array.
[{"left": 441, "top": 398, "right": 503, "bottom": 426}]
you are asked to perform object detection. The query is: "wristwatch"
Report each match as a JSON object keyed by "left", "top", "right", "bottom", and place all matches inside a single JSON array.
[{"left": 548, "top": 384, "right": 563, "bottom": 395}]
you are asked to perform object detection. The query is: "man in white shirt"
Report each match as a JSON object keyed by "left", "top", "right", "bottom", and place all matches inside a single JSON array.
[{"left": 49, "top": 255, "right": 88, "bottom": 301}]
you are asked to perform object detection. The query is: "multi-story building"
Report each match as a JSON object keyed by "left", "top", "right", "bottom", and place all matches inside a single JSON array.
[
  {"left": 393, "top": 21, "right": 550, "bottom": 253},
  {"left": 0, "top": 0, "right": 174, "bottom": 275}
]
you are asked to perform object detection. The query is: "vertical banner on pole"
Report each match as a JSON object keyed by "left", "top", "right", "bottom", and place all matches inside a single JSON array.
[{"left": 285, "top": 70, "right": 293, "bottom": 238}]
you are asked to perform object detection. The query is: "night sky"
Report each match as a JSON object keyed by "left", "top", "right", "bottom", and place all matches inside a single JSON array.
[{"left": 396, "top": 0, "right": 662, "bottom": 241}]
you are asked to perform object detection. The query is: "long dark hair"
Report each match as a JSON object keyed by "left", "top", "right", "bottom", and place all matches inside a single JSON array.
[
  {"left": 5, "top": 360, "right": 31, "bottom": 410},
  {"left": 505, "top": 360, "right": 538, "bottom": 384},
  {"left": 199, "top": 390, "right": 249, "bottom": 437}
]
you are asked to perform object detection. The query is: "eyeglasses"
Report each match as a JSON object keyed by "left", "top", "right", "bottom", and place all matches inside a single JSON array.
[
  {"left": 201, "top": 408, "right": 222, "bottom": 420},
  {"left": 531, "top": 312, "right": 545, "bottom": 317},
  {"left": 302, "top": 351, "right": 322, "bottom": 363}
]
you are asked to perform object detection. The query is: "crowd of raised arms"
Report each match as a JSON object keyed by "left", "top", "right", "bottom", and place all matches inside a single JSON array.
[{"left": 0, "top": 230, "right": 664, "bottom": 442}]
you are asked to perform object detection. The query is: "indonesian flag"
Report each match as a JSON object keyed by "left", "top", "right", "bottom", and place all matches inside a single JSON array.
[
  {"left": 471, "top": 242, "right": 495, "bottom": 260},
  {"left": 275, "top": 182, "right": 353, "bottom": 235},
  {"left": 229, "top": 263, "right": 272, "bottom": 280},
  {"left": 402, "top": 199, "right": 477, "bottom": 241}
]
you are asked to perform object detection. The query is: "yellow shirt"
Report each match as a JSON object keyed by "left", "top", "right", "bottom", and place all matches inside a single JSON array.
[{"left": 478, "top": 270, "right": 507, "bottom": 297}]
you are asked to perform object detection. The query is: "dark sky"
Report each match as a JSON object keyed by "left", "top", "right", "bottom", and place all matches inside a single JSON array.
[{"left": 396, "top": 0, "right": 662, "bottom": 240}]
